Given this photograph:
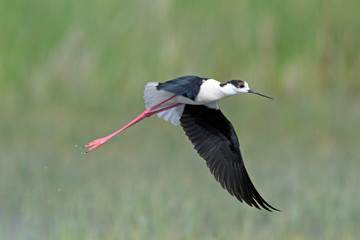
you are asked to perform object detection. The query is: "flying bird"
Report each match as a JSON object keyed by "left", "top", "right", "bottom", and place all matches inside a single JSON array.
[{"left": 84, "top": 75, "right": 278, "bottom": 211}]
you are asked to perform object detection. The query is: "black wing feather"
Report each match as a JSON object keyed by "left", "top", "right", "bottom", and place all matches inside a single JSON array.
[
  {"left": 156, "top": 75, "right": 205, "bottom": 101},
  {"left": 180, "top": 105, "right": 278, "bottom": 211}
]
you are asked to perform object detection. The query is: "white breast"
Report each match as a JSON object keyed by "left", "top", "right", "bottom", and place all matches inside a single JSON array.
[{"left": 195, "top": 79, "right": 228, "bottom": 103}]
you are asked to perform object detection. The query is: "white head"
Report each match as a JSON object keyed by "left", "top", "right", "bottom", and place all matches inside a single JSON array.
[{"left": 220, "top": 80, "right": 273, "bottom": 99}]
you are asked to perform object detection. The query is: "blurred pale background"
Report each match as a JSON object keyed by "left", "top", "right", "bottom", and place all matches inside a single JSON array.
[{"left": 1, "top": 0, "right": 359, "bottom": 239}]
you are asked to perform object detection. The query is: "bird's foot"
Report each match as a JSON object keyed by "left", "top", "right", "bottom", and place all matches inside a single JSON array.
[{"left": 83, "top": 138, "right": 107, "bottom": 153}]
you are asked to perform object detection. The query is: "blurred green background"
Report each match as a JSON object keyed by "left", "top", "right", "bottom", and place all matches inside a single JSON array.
[{"left": 1, "top": 0, "right": 360, "bottom": 239}]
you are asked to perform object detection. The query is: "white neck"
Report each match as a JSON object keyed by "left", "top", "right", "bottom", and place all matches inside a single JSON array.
[
  {"left": 219, "top": 83, "right": 239, "bottom": 96},
  {"left": 196, "top": 79, "right": 237, "bottom": 104}
]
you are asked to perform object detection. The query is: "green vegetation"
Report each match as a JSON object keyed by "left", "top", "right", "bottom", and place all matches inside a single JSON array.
[{"left": 1, "top": 0, "right": 359, "bottom": 239}]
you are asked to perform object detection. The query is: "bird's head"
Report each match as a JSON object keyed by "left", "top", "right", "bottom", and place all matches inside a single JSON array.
[{"left": 221, "top": 80, "right": 273, "bottom": 99}]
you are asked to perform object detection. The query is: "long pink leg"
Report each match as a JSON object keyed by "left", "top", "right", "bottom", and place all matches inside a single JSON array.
[{"left": 84, "top": 95, "right": 182, "bottom": 153}]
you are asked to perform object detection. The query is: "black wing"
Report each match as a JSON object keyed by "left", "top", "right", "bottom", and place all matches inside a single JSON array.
[
  {"left": 180, "top": 105, "right": 278, "bottom": 211},
  {"left": 157, "top": 75, "right": 206, "bottom": 101}
]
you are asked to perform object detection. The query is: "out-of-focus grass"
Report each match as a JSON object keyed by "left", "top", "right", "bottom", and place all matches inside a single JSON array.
[
  {"left": 1, "top": 0, "right": 360, "bottom": 239},
  {"left": 1, "top": 96, "right": 359, "bottom": 239}
]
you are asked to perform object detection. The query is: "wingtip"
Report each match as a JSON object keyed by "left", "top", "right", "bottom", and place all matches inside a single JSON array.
[{"left": 257, "top": 202, "right": 280, "bottom": 212}]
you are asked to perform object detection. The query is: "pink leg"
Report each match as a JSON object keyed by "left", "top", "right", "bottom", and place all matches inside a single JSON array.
[{"left": 84, "top": 95, "right": 182, "bottom": 153}]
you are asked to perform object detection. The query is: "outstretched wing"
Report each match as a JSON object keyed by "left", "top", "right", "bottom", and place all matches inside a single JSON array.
[
  {"left": 156, "top": 75, "right": 206, "bottom": 101},
  {"left": 180, "top": 104, "right": 278, "bottom": 211}
]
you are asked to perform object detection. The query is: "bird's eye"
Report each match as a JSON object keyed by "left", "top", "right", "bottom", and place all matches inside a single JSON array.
[{"left": 239, "top": 82, "right": 244, "bottom": 88}]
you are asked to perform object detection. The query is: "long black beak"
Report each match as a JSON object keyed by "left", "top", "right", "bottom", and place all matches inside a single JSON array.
[{"left": 248, "top": 89, "right": 273, "bottom": 99}]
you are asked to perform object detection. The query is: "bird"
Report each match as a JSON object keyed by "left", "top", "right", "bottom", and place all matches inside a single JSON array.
[{"left": 84, "top": 75, "right": 278, "bottom": 211}]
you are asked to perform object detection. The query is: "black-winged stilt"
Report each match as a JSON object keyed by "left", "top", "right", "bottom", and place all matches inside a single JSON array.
[{"left": 84, "top": 75, "right": 278, "bottom": 211}]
